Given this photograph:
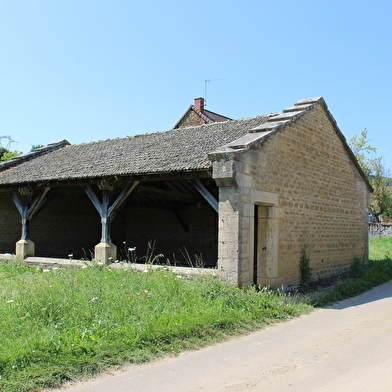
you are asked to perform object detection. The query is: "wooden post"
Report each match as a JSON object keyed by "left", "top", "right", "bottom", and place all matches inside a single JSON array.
[
  {"left": 100, "top": 189, "right": 112, "bottom": 243},
  {"left": 82, "top": 181, "right": 139, "bottom": 263},
  {"left": 10, "top": 187, "right": 50, "bottom": 258}
]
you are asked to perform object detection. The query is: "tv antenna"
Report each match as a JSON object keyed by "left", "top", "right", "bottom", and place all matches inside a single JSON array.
[
  {"left": 204, "top": 78, "right": 226, "bottom": 107},
  {"left": 0, "top": 135, "right": 16, "bottom": 150}
]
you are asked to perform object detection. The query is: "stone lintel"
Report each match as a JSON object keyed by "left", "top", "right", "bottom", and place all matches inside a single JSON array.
[{"left": 251, "top": 190, "right": 279, "bottom": 205}]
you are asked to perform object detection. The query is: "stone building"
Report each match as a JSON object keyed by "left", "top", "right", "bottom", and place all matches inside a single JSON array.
[
  {"left": 0, "top": 97, "right": 371, "bottom": 287},
  {"left": 173, "top": 97, "right": 232, "bottom": 128}
]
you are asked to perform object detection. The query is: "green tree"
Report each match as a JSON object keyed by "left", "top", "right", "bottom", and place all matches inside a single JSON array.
[
  {"left": 0, "top": 149, "right": 23, "bottom": 162},
  {"left": 31, "top": 144, "right": 44, "bottom": 151},
  {"left": 349, "top": 128, "right": 377, "bottom": 176},
  {"left": 367, "top": 157, "right": 392, "bottom": 219},
  {"left": 349, "top": 129, "right": 392, "bottom": 221},
  {"left": 0, "top": 147, "right": 9, "bottom": 160}
]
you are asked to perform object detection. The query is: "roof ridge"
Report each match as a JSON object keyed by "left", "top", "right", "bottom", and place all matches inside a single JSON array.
[
  {"left": 191, "top": 106, "right": 215, "bottom": 123},
  {"left": 167, "top": 114, "right": 267, "bottom": 133},
  {"left": 249, "top": 97, "right": 324, "bottom": 133},
  {"left": 208, "top": 97, "right": 324, "bottom": 159},
  {"left": 203, "top": 108, "right": 232, "bottom": 121},
  {"left": 0, "top": 140, "right": 70, "bottom": 172}
]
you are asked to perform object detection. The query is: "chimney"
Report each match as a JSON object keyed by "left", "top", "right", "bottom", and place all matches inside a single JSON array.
[{"left": 194, "top": 97, "right": 205, "bottom": 113}]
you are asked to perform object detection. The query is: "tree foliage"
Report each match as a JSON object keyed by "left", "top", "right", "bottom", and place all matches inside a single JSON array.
[
  {"left": 368, "top": 157, "right": 392, "bottom": 219},
  {"left": 31, "top": 144, "right": 44, "bottom": 151},
  {"left": 0, "top": 143, "right": 44, "bottom": 162},
  {"left": 0, "top": 149, "right": 23, "bottom": 162},
  {"left": 0, "top": 147, "right": 9, "bottom": 160},
  {"left": 349, "top": 129, "right": 392, "bottom": 220},
  {"left": 349, "top": 128, "right": 377, "bottom": 176}
]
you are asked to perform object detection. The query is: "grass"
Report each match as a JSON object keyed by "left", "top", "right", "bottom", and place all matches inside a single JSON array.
[
  {"left": 0, "top": 263, "right": 311, "bottom": 392},
  {"left": 1, "top": 237, "right": 391, "bottom": 392},
  {"left": 369, "top": 237, "right": 392, "bottom": 260},
  {"left": 311, "top": 238, "right": 392, "bottom": 306}
]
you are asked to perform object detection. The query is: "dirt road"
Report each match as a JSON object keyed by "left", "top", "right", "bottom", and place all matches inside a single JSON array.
[{"left": 48, "top": 280, "right": 392, "bottom": 392}]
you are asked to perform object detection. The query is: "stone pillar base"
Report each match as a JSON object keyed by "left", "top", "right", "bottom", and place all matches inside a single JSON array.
[
  {"left": 16, "top": 239, "right": 35, "bottom": 259},
  {"left": 94, "top": 242, "right": 117, "bottom": 264}
]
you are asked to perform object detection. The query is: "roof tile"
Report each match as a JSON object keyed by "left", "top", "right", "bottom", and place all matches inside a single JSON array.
[{"left": 0, "top": 116, "right": 267, "bottom": 185}]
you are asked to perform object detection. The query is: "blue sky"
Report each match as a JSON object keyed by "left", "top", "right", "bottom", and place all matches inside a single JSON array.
[{"left": 1, "top": 0, "right": 392, "bottom": 169}]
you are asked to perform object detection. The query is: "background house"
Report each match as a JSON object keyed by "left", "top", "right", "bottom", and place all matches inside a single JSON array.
[
  {"left": 0, "top": 97, "right": 371, "bottom": 287},
  {"left": 173, "top": 97, "right": 232, "bottom": 129}
]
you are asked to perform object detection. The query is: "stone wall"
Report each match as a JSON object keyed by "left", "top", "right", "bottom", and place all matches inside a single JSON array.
[
  {"left": 0, "top": 192, "right": 20, "bottom": 253},
  {"left": 121, "top": 203, "right": 217, "bottom": 267},
  {"left": 29, "top": 192, "right": 100, "bottom": 258},
  {"left": 214, "top": 104, "right": 370, "bottom": 287},
  {"left": 369, "top": 223, "right": 392, "bottom": 238},
  {"left": 176, "top": 110, "right": 206, "bottom": 128}
]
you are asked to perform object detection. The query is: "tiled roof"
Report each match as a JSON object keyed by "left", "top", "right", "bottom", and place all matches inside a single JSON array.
[
  {"left": 0, "top": 115, "right": 268, "bottom": 186},
  {"left": 172, "top": 105, "right": 232, "bottom": 129},
  {"left": 203, "top": 109, "right": 232, "bottom": 123},
  {"left": 1, "top": 96, "right": 369, "bottom": 191},
  {"left": 0, "top": 140, "right": 70, "bottom": 172}
]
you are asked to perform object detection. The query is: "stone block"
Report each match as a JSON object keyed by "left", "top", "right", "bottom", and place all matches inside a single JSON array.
[
  {"left": 16, "top": 239, "right": 35, "bottom": 258},
  {"left": 95, "top": 242, "right": 117, "bottom": 264}
]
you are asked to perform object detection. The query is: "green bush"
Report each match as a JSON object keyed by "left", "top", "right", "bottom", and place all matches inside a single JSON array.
[{"left": 300, "top": 246, "right": 312, "bottom": 286}]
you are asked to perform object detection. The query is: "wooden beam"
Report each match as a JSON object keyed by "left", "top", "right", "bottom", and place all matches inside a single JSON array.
[
  {"left": 10, "top": 191, "right": 24, "bottom": 217},
  {"left": 188, "top": 179, "right": 218, "bottom": 213},
  {"left": 10, "top": 187, "right": 51, "bottom": 241},
  {"left": 82, "top": 182, "right": 139, "bottom": 243},
  {"left": 173, "top": 210, "right": 189, "bottom": 232},
  {"left": 27, "top": 187, "right": 50, "bottom": 220},
  {"left": 126, "top": 200, "right": 189, "bottom": 211},
  {"left": 135, "top": 185, "right": 201, "bottom": 203},
  {"left": 0, "top": 170, "right": 212, "bottom": 191},
  {"left": 82, "top": 185, "right": 103, "bottom": 216},
  {"left": 109, "top": 181, "right": 139, "bottom": 218},
  {"left": 100, "top": 190, "right": 111, "bottom": 243}
]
